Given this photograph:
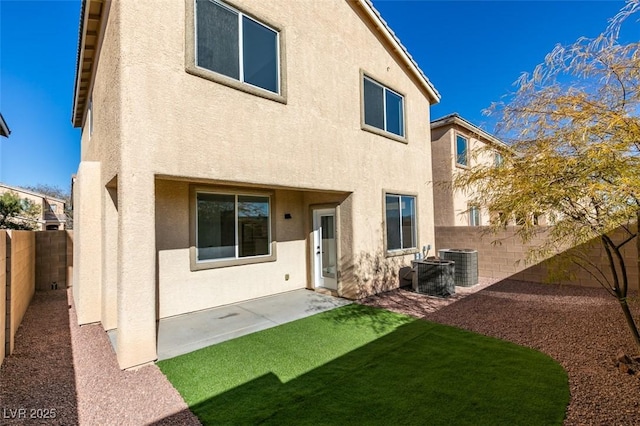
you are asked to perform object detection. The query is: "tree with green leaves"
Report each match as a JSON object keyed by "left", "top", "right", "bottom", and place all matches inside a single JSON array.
[
  {"left": 455, "top": 1, "right": 640, "bottom": 350},
  {"left": 0, "top": 191, "right": 41, "bottom": 230},
  {"left": 24, "top": 183, "right": 72, "bottom": 229}
]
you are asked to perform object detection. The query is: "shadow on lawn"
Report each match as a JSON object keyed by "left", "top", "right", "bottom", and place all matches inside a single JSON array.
[{"left": 158, "top": 310, "right": 568, "bottom": 425}]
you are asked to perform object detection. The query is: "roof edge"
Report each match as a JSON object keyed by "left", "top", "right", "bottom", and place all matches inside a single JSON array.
[
  {"left": 354, "top": 0, "right": 441, "bottom": 105},
  {"left": 71, "top": 0, "right": 89, "bottom": 127},
  {"left": 0, "top": 113, "right": 10, "bottom": 138},
  {"left": 431, "top": 113, "right": 508, "bottom": 148},
  {"left": 0, "top": 183, "right": 67, "bottom": 204}
]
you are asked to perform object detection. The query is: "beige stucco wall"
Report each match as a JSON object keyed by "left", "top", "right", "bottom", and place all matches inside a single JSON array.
[
  {"left": 117, "top": 0, "right": 435, "bottom": 245},
  {"left": 7, "top": 231, "right": 35, "bottom": 355},
  {"left": 72, "top": 161, "right": 102, "bottom": 325},
  {"left": 78, "top": 0, "right": 437, "bottom": 368},
  {"left": 431, "top": 125, "right": 496, "bottom": 226},
  {"left": 156, "top": 180, "right": 317, "bottom": 318}
]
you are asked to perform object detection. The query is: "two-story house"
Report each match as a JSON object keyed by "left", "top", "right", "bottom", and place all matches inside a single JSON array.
[
  {"left": 0, "top": 184, "right": 67, "bottom": 230},
  {"left": 430, "top": 113, "right": 509, "bottom": 227},
  {"left": 71, "top": 0, "right": 440, "bottom": 369}
]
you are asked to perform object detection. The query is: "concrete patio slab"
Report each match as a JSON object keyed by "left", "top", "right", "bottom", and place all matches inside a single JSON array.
[{"left": 107, "top": 289, "right": 351, "bottom": 361}]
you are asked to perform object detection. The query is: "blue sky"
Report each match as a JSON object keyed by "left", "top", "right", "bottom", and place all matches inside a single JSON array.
[{"left": 0, "top": 0, "right": 629, "bottom": 193}]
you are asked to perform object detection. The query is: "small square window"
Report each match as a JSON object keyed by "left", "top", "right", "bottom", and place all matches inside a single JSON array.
[
  {"left": 363, "top": 76, "right": 405, "bottom": 137},
  {"left": 456, "top": 135, "right": 468, "bottom": 166},
  {"left": 385, "top": 194, "right": 416, "bottom": 251}
]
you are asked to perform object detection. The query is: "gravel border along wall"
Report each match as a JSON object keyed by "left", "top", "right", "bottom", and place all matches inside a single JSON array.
[{"left": 0, "top": 289, "right": 201, "bottom": 425}]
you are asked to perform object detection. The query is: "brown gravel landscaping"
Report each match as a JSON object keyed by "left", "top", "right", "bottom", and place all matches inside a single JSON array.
[
  {"left": 360, "top": 279, "right": 640, "bottom": 425},
  {"left": 2, "top": 279, "right": 639, "bottom": 424},
  {"left": 0, "top": 289, "right": 200, "bottom": 425}
]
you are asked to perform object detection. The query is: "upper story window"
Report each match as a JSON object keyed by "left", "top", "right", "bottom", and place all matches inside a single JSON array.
[
  {"left": 195, "top": 0, "right": 280, "bottom": 94},
  {"left": 456, "top": 135, "right": 468, "bottom": 167},
  {"left": 494, "top": 151, "right": 504, "bottom": 167},
  {"left": 469, "top": 205, "right": 481, "bottom": 226},
  {"left": 385, "top": 193, "right": 416, "bottom": 252},
  {"left": 363, "top": 75, "right": 405, "bottom": 138}
]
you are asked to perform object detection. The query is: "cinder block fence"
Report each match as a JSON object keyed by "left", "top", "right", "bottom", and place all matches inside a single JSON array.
[
  {"left": 1, "top": 230, "right": 72, "bottom": 366},
  {"left": 435, "top": 226, "right": 639, "bottom": 291}
]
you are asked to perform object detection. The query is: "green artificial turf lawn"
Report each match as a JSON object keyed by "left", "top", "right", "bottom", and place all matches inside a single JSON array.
[{"left": 158, "top": 304, "right": 569, "bottom": 425}]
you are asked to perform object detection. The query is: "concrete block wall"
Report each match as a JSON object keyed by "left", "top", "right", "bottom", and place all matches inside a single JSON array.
[
  {"left": 36, "top": 231, "right": 70, "bottom": 291},
  {"left": 0, "top": 231, "right": 6, "bottom": 365},
  {"left": 67, "top": 231, "right": 73, "bottom": 291},
  {"left": 6, "top": 231, "right": 36, "bottom": 355},
  {"left": 435, "top": 226, "right": 639, "bottom": 291}
]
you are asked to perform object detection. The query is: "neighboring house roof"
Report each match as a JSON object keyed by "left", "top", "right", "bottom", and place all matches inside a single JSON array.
[
  {"left": 431, "top": 113, "right": 509, "bottom": 150},
  {"left": 0, "top": 183, "right": 67, "bottom": 205},
  {"left": 0, "top": 113, "right": 10, "bottom": 138},
  {"left": 71, "top": 0, "right": 440, "bottom": 128}
]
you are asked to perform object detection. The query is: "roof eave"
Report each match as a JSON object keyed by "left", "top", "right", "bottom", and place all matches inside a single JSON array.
[
  {"left": 71, "top": 0, "right": 105, "bottom": 128},
  {"left": 354, "top": 0, "right": 441, "bottom": 105},
  {"left": 431, "top": 113, "right": 508, "bottom": 149},
  {"left": 0, "top": 113, "right": 10, "bottom": 138}
]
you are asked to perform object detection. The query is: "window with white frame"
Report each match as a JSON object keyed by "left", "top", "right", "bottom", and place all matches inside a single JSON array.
[
  {"left": 494, "top": 151, "right": 504, "bottom": 167},
  {"left": 196, "top": 192, "right": 271, "bottom": 262},
  {"left": 363, "top": 76, "right": 405, "bottom": 137},
  {"left": 456, "top": 135, "right": 468, "bottom": 166},
  {"left": 469, "top": 205, "right": 481, "bottom": 226},
  {"left": 385, "top": 194, "right": 416, "bottom": 251},
  {"left": 195, "top": 0, "right": 280, "bottom": 94}
]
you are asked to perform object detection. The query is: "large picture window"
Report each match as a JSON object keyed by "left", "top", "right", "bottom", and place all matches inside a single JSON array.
[
  {"left": 456, "top": 135, "right": 468, "bottom": 166},
  {"left": 385, "top": 194, "right": 416, "bottom": 251},
  {"left": 195, "top": 0, "right": 279, "bottom": 94},
  {"left": 363, "top": 76, "right": 405, "bottom": 137},
  {"left": 196, "top": 192, "right": 271, "bottom": 262}
]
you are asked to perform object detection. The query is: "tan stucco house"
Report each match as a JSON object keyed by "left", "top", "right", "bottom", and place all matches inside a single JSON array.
[
  {"left": 0, "top": 184, "right": 67, "bottom": 231},
  {"left": 431, "top": 113, "right": 509, "bottom": 227},
  {"left": 71, "top": 0, "right": 440, "bottom": 369}
]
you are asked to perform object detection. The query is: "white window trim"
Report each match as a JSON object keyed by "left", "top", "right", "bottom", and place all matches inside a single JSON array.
[{"left": 456, "top": 134, "right": 468, "bottom": 167}]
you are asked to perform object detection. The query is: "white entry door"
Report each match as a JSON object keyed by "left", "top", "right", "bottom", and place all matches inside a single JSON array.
[{"left": 313, "top": 208, "right": 337, "bottom": 290}]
